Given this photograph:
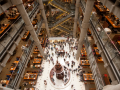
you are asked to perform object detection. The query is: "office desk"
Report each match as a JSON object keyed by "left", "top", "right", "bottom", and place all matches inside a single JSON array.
[
  {"left": 81, "top": 52, "right": 87, "bottom": 57},
  {"left": 81, "top": 48, "right": 86, "bottom": 52},
  {"left": 24, "top": 73, "right": 38, "bottom": 80},
  {"left": 29, "top": 88, "right": 35, "bottom": 90},
  {"left": 95, "top": 5, "right": 109, "bottom": 13},
  {"left": 39, "top": 33, "right": 43, "bottom": 36},
  {"left": 94, "top": 47, "right": 98, "bottom": 50},
  {"left": 117, "top": 41, "right": 120, "bottom": 45},
  {"left": 0, "top": 12, "right": 4, "bottom": 16},
  {"left": 34, "top": 48, "right": 39, "bottom": 52},
  {"left": 81, "top": 60, "right": 90, "bottom": 66},
  {"left": 35, "top": 65, "right": 41, "bottom": 68},
  {"left": 83, "top": 73, "right": 94, "bottom": 81},
  {"left": 8, "top": 13, "right": 20, "bottom": 20},
  {"left": 10, "top": 61, "right": 19, "bottom": 71},
  {"left": 1, "top": 80, "right": 9, "bottom": 86},
  {"left": 105, "top": 16, "right": 120, "bottom": 28},
  {"left": 33, "top": 58, "right": 41, "bottom": 64},
  {"left": 22, "top": 31, "right": 30, "bottom": 40},
  {"left": 0, "top": 24, "right": 10, "bottom": 35},
  {"left": 37, "top": 54, "right": 43, "bottom": 58},
  {"left": 24, "top": 88, "right": 35, "bottom": 90},
  {"left": 95, "top": 51, "right": 100, "bottom": 55},
  {"left": 29, "top": 81, "right": 36, "bottom": 85},
  {"left": 97, "top": 57, "right": 103, "bottom": 62},
  {"left": 32, "top": 21, "right": 37, "bottom": 25}
]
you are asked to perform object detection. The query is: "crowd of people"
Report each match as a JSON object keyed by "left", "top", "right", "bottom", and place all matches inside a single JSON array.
[{"left": 42, "top": 37, "right": 84, "bottom": 89}]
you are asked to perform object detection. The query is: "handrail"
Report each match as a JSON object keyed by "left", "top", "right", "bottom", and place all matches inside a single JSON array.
[
  {"left": 92, "top": 14, "right": 120, "bottom": 54},
  {"left": 90, "top": 19, "right": 120, "bottom": 83},
  {"left": 0, "top": 3, "right": 39, "bottom": 61},
  {"left": 84, "top": 37, "right": 105, "bottom": 89},
  {"left": 79, "top": 0, "right": 120, "bottom": 83},
  {"left": 7, "top": 18, "right": 43, "bottom": 89},
  {"left": 49, "top": 12, "right": 74, "bottom": 28}
]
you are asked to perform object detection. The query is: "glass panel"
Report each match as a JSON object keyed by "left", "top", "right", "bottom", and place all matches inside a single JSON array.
[
  {"left": 0, "top": 44, "right": 4, "bottom": 54},
  {"left": 105, "top": 38, "right": 118, "bottom": 59},
  {"left": 112, "top": 54, "right": 120, "bottom": 73},
  {"left": 91, "top": 13, "right": 99, "bottom": 26}
]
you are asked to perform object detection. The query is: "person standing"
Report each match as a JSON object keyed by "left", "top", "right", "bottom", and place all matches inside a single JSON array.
[
  {"left": 71, "top": 85, "right": 73, "bottom": 88},
  {"left": 68, "top": 63, "right": 69, "bottom": 67}
]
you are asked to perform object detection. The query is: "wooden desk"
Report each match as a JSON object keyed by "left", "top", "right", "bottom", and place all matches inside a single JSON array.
[
  {"left": 33, "top": 51, "right": 39, "bottom": 54},
  {"left": 95, "top": 51, "right": 99, "bottom": 55},
  {"left": 32, "top": 20, "right": 37, "bottom": 26},
  {"left": 22, "top": 31, "right": 30, "bottom": 40},
  {"left": 97, "top": 57, "right": 103, "bottom": 62},
  {"left": 94, "top": 47, "right": 98, "bottom": 50},
  {"left": 33, "top": 58, "right": 41, "bottom": 64},
  {"left": 29, "top": 81, "right": 36, "bottom": 85},
  {"left": 29, "top": 88, "right": 35, "bottom": 90},
  {"left": 83, "top": 73, "right": 94, "bottom": 81},
  {"left": 10, "top": 61, "right": 19, "bottom": 71},
  {"left": 35, "top": 65, "right": 41, "bottom": 68},
  {"left": 95, "top": 5, "right": 109, "bottom": 13},
  {"left": 105, "top": 16, "right": 120, "bottom": 28},
  {"left": 81, "top": 52, "right": 87, "bottom": 56},
  {"left": 37, "top": 55, "right": 43, "bottom": 58},
  {"left": 0, "top": 24, "right": 10, "bottom": 35},
  {"left": 39, "top": 33, "right": 43, "bottom": 36},
  {"left": 81, "top": 60, "right": 90, "bottom": 66},
  {"left": 0, "top": 12, "right": 4, "bottom": 16},
  {"left": 34, "top": 48, "right": 39, "bottom": 52},
  {"left": 117, "top": 41, "right": 120, "bottom": 45},
  {"left": 24, "top": 73, "right": 38, "bottom": 80},
  {"left": 81, "top": 50, "right": 86, "bottom": 53},
  {"left": 1, "top": 80, "right": 9, "bottom": 86},
  {"left": 81, "top": 48, "right": 86, "bottom": 52},
  {"left": 8, "top": 13, "right": 20, "bottom": 20}
]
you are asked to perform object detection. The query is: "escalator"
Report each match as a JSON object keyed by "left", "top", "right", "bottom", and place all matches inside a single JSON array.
[
  {"left": 49, "top": 12, "right": 74, "bottom": 29},
  {"left": 48, "top": 0, "right": 71, "bottom": 13},
  {"left": 57, "top": 26, "right": 71, "bottom": 33}
]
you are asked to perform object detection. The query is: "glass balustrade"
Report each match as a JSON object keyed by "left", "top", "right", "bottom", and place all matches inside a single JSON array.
[
  {"left": 0, "top": 1, "right": 39, "bottom": 58},
  {"left": 7, "top": 17, "right": 42, "bottom": 88},
  {"left": 84, "top": 36, "right": 104, "bottom": 90},
  {"left": 79, "top": 0, "right": 120, "bottom": 74},
  {"left": 90, "top": 13, "right": 120, "bottom": 73}
]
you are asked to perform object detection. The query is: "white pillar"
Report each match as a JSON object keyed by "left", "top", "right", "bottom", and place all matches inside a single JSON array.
[
  {"left": 76, "top": 0, "right": 95, "bottom": 60},
  {"left": 38, "top": 0, "right": 50, "bottom": 37},
  {"left": 11, "top": 0, "right": 44, "bottom": 56},
  {"left": 73, "top": 0, "right": 80, "bottom": 38}
]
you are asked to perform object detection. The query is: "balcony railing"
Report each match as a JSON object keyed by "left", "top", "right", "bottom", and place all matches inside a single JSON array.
[
  {"left": 90, "top": 13, "right": 120, "bottom": 82},
  {"left": 7, "top": 18, "right": 43, "bottom": 89},
  {"left": 0, "top": 1, "right": 39, "bottom": 62},
  {"left": 84, "top": 36, "right": 104, "bottom": 90},
  {"left": 79, "top": 0, "right": 120, "bottom": 83}
]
